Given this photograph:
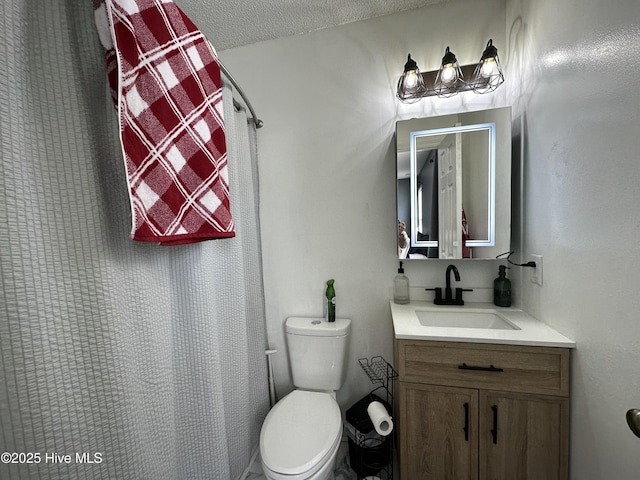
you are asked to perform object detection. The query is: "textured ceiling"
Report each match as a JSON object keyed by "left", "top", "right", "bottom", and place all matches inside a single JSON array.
[{"left": 178, "top": 0, "right": 450, "bottom": 51}]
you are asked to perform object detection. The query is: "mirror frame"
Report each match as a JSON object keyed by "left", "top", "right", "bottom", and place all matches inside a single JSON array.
[{"left": 410, "top": 123, "right": 496, "bottom": 248}]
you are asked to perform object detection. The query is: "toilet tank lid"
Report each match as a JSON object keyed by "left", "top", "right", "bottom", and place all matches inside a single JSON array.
[{"left": 286, "top": 317, "right": 351, "bottom": 337}]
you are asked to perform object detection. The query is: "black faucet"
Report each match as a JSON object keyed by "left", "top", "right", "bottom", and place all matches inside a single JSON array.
[
  {"left": 426, "top": 264, "right": 472, "bottom": 305},
  {"left": 445, "top": 264, "right": 460, "bottom": 300}
]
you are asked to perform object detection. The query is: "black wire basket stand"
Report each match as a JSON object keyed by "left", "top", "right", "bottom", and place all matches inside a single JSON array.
[{"left": 348, "top": 356, "right": 398, "bottom": 480}]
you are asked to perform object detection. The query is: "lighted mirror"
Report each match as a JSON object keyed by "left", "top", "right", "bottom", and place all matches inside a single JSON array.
[{"left": 396, "top": 107, "right": 511, "bottom": 259}]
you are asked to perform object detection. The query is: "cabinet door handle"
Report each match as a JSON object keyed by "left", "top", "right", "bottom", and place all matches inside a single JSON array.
[
  {"left": 458, "top": 363, "right": 504, "bottom": 373},
  {"left": 491, "top": 404, "right": 498, "bottom": 444},
  {"left": 463, "top": 402, "right": 470, "bottom": 441}
]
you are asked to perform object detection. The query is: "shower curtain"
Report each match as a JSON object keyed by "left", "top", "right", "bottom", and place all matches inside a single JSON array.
[{"left": 0, "top": 1, "right": 269, "bottom": 479}]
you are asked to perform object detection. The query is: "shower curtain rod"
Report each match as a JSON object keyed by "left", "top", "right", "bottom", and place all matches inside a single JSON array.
[{"left": 219, "top": 60, "right": 264, "bottom": 129}]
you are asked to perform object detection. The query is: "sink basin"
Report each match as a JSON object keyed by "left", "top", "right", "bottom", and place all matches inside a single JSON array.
[{"left": 416, "top": 309, "right": 519, "bottom": 330}]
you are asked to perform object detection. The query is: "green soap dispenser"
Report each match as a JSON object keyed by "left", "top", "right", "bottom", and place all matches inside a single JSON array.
[
  {"left": 325, "top": 279, "right": 336, "bottom": 322},
  {"left": 394, "top": 261, "right": 410, "bottom": 304},
  {"left": 493, "top": 265, "right": 511, "bottom": 307}
]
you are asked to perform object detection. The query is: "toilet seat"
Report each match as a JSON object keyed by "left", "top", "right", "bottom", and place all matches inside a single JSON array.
[{"left": 260, "top": 390, "right": 342, "bottom": 478}]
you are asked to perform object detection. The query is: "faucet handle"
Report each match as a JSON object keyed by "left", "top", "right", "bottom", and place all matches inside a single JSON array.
[
  {"left": 455, "top": 287, "right": 473, "bottom": 304},
  {"left": 425, "top": 287, "right": 442, "bottom": 303}
]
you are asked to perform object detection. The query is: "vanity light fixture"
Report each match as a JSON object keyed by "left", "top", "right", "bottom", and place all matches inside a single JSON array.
[{"left": 396, "top": 39, "right": 505, "bottom": 102}]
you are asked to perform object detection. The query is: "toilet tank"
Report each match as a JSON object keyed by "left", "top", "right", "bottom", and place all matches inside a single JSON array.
[{"left": 285, "top": 317, "right": 351, "bottom": 391}]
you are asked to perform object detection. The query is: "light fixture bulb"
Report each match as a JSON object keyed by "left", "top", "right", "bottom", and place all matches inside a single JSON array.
[
  {"left": 480, "top": 57, "right": 498, "bottom": 78},
  {"left": 403, "top": 70, "right": 419, "bottom": 89},
  {"left": 440, "top": 63, "right": 458, "bottom": 84}
]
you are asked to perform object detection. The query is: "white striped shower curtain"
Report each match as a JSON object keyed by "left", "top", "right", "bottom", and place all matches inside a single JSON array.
[{"left": 0, "top": 1, "right": 270, "bottom": 478}]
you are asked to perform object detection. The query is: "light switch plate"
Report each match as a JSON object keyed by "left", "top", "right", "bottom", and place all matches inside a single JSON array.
[{"left": 530, "top": 254, "right": 543, "bottom": 285}]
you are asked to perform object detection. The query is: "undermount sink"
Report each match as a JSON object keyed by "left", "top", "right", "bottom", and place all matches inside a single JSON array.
[{"left": 416, "top": 309, "right": 519, "bottom": 330}]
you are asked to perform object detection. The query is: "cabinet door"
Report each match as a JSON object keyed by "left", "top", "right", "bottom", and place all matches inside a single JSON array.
[
  {"left": 399, "top": 382, "right": 479, "bottom": 480},
  {"left": 479, "top": 391, "right": 569, "bottom": 480}
]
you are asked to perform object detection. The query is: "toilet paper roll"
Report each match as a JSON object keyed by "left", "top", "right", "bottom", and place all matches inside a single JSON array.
[{"left": 367, "top": 401, "right": 393, "bottom": 436}]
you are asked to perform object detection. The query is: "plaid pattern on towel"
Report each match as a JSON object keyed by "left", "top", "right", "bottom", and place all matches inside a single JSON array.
[{"left": 98, "top": 0, "right": 234, "bottom": 245}]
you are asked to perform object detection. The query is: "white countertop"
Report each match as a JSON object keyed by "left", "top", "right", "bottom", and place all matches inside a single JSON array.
[{"left": 391, "top": 301, "right": 576, "bottom": 348}]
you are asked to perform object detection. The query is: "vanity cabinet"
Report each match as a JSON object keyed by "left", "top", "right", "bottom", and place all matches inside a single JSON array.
[{"left": 396, "top": 339, "right": 570, "bottom": 480}]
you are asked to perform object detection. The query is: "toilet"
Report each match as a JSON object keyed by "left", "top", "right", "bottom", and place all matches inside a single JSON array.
[{"left": 260, "top": 316, "right": 352, "bottom": 480}]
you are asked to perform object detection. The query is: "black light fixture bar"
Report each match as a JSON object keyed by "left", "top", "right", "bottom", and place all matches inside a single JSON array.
[
  {"left": 396, "top": 39, "right": 505, "bottom": 102},
  {"left": 421, "top": 63, "right": 483, "bottom": 97}
]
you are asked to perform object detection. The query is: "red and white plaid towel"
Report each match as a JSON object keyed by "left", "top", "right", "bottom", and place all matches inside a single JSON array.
[{"left": 94, "top": 0, "right": 234, "bottom": 245}]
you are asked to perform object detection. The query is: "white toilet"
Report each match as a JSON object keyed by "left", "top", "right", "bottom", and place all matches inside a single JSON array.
[{"left": 259, "top": 316, "right": 352, "bottom": 480}]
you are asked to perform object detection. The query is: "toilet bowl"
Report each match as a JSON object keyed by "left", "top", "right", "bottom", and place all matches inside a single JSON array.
[{"left": 260, "top": 390, "right": 342, "bottom": 480}]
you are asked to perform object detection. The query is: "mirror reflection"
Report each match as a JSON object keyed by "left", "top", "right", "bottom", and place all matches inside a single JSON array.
[{"left": 397, "top": 107, "right": 511, "bottom": 260}]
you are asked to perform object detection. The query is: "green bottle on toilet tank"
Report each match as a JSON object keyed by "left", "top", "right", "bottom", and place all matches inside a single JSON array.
[{"left": 325, "top": 279, "right": 336, "bottom": 322}]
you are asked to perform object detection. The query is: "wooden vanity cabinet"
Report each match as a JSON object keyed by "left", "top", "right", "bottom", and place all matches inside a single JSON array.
[{"left": 396, "top": 339, "right": 571, "bottom": 480}]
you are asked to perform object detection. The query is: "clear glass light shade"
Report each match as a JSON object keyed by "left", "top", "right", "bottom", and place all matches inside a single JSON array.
[
  {"left": 397, "top": 54, "right": 426, "bottom": 103},
  {"left": 434, "top": 47, "right": 463, "bottom": 98},
  {"left": 472, "top": 39, "right": 505, "bottom": 93}
]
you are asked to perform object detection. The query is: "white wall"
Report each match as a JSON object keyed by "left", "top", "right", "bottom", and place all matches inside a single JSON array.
[
  {"left": 505, "top": 0, "right": 640, "bottom": 478},
  {"left": 215, "top": 0, "right": 508, "bottom": 409}
]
